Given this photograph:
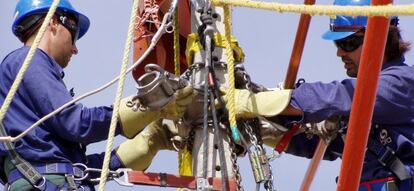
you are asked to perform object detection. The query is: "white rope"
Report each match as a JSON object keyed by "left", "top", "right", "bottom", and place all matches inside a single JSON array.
[{"left": 97, "top": 0, "right": 140, "bottom": 189}]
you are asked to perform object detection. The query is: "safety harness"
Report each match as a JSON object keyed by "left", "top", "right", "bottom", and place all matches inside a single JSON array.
[
  {"left": 0, "top": 123, "right": 72, "bottom": 190},
  {"left": 0, "top": 123, "right": 83, "bottom": 190},
  {"left": 367, "top": 125, "right": 413, "bottom": 191}
]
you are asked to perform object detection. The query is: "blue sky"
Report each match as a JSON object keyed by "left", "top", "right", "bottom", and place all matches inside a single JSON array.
[{"left": 1, "top": 0, "right": 413, "bottom": 190}]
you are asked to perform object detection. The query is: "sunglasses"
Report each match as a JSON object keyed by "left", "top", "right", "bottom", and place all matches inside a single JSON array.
[
  {"left": 334, "top": 35, "right": 364, "bottom": 52},
  {"left": 56, "top": 13, "right": 79, "bottom": 44}
]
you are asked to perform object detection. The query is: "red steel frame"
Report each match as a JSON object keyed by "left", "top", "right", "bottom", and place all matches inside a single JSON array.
[{"left": 337, "top": 0, "right": 393, "bottom": 190}]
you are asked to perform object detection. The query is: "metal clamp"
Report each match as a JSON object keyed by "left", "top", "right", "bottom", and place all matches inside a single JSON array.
[
  {"left": 113, "top": 169, "right": 133, "bottom": 187},
  {"left": 196, "top": 178, "right": 212, "bottom": 191},
  {"left": 267, "top": 150, "right": 282, "bottom": 162},
  {"left": 136, "top": 64, "right": 188, "bottom": 110}
]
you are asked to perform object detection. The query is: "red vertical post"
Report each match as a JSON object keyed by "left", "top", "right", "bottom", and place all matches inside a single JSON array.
[
  {"left": 283, "top": 0, "right": 316, "bottom": 89},
  {"left": 336, "top": 1, "right": 393, "bottom": 191}
]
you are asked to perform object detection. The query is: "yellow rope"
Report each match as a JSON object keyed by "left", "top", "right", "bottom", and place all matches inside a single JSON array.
[
  {"left": 223, "top": 6, "right": 239, "bottom": 141},
  {"left": 173, "top": 7, "right": 193, "bottom": 183},
  {"left": 173, "top": 10, "right": 181, "bottom": 76},
  {"left": 97, "top": 0, "right": 140, "bottom": 189},
  {"left": 0, "top": 0, "right": 60, "bottom": 126},
  {"left": 173, "top": 5, "right": 193, "bottom": 179},
  {"left": 213, "top": 0, "right": 414, "bottom": 17}
]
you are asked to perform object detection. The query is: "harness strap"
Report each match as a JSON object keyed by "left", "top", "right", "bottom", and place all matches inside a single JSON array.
[
  {"left": 7, "top": 163, "right": 84, "bottom": 184},
  {"left": 126, "top": 171, "right": 238, "bottom": 190},
  {"left": 0, "top": 123, "right": 48, "bottom": 190},
  {"left": 367, "top": 137, "right": 411, "bottom": 181},
  {"left": 274, "top": 122, "right": 301, "bottom": 153}
]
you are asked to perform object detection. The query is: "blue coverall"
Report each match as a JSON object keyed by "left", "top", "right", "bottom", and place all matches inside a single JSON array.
[
  {"left": 286, "top": 57, "right": 414, "bottom": 190},
  {"left": 0, "top": 47, "right": 124, "bottom": 190}
]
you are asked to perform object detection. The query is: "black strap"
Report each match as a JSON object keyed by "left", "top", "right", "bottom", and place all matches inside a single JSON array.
[
  {"left": 0, "top": 122, "right": 50, "bottom": 190},
  {"left": 367, "top": 137, "right": 411, "bottom": 181},
  {"left": 159, "top": 173, "right": 167, "bottom": 187}
]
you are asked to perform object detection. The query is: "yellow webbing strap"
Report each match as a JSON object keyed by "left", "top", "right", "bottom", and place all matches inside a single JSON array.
[
  {"left": 185, "top": 33, "right": 245, "bottom": 67},
  {"left": 178, "top": 145, "right": 193, "bottom": 176},
  {"left": 97, "top": 0, "right": 140, "bottom": 190},
  {"left": 173, "top": 7, "right": 193, "bottom": 182},
  {"left": 212, "top": 0, "right": 414, "bottom": 17},
  {"left": 0, "top": 0, "right": 60, "bottom": 128}
]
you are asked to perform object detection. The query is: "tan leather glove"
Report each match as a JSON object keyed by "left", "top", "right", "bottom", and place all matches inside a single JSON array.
[
  {"left": 118, "top": 96, "right": 161, "bottom": 138},
  {"left": 223, "top": 89, "right": 292, "bottom": 118},
  {"left": 119, "top": 85, "right": 195, "bottom": 138},
  {"left": 115, "top": 120, "right": 174, "bottom": 171},
  {"left": 160, "top": 85, "right": 197, "bottom": 120}
]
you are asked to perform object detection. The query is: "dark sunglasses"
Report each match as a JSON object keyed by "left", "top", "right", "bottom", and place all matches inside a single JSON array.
[
  {"left": 56, "top": 13, "right": 79, "bottom": 44},
  {"left": 334, "top": 35, "right": 364, "bottom": 52}
]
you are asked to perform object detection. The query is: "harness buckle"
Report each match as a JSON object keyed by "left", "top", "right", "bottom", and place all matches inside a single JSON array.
[
  {"left": 33, "top": 176, "right": 46, "bottom": 190},
  {"left": 73, "top": 163, "right": 88, "bottom": 181},
  {"left": 378, "top": 146, "right": 396, "bottom": 167}
]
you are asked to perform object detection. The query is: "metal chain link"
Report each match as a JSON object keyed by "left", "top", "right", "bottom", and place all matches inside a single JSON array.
[
  {"left": 229, "top": 137, "right": 243, "bottom": 191},
  {"left": 242, "top": 71, "right": 251, "bottom": 90},
  {"left": 264, "top": 164, "right": 275, "bottom": 191},
  {"left": 244, "top": 122, "right": 276, "bottom": 191},
  {"left": 187, "top": 128, "right": 196, "bottom": 154},
  {"left": 234, "top": 64, "right": 251, "bottom": 90}
]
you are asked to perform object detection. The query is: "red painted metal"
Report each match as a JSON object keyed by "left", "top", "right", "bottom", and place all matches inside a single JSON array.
[
  {"left": 127, "top": 171, "right": 238, "bottom": 190},
  {"left": 299, "top": 140, "right": 328, "bottom": 191},
  {"left": 274, "top": 0, "right": 325, "bottom": 190},
  {"left": 283, "top": 0, "right": 315, "bottom": 89},
  {"left": 336, "top": 0, "right": 393, "bottom": 190},
  {"left": 132, "top": 0, "right": 191, "bottom": 80}
]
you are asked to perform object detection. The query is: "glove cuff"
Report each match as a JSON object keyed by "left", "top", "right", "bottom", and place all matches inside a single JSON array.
[
  {"left": 119, "top": 96, "right": 161, "bottom": 138},
  {"left": 250, "top": 89, "right": 292, "bottom": 117}
]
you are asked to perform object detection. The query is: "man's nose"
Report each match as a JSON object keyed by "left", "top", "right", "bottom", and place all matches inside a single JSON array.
[
  {"left": 72, "top": 44, "right": 78, "bottom": 55},
  {"left": 336, "top": 47, "right": 346, "bottom": 57}
]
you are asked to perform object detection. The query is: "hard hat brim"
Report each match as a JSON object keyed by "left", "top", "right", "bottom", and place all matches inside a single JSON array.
[
  {"left": 322, "top": 30, "right": 355, "bottom": 41},
  {"left": 76, "top": 12, "right": 90, "bottom": 40}
]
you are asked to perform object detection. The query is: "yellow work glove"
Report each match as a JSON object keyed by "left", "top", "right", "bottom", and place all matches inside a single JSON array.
[
  {"left": 160, "top": 85, "right": 197, "bottom": 120},
  {"left": 115, "top": 120, "right": 174, "bottom": 170},
  {"left": 223, "top": 89, "right": 292, "bottom": 118},
  {"left": 119, "top": 96, "right": 161, "bottom": 138}
]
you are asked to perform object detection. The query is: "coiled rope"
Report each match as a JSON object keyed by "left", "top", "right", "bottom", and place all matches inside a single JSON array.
[
  {"left": 212, "top": 0, "right": 414, "bottom": 17},
  {"left": 97, "top": 0, "right": 140, "bottom": 189},
  {"left": 0, "top": 0, "right": 60, "bottom": 131}
]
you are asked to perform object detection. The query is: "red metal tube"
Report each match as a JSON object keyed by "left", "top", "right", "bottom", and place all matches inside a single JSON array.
[
  {"left": 279, "top": 1, "right": 329, "bottom": 190},
  {"left": 299, "top": 140, "right": 328, "bottom": 191},
  {"left": 283, "top": 0, "right": 315, "bottom": 89},
  {"left": 336, "top": 1, "right": 393, "bottom": 190}
]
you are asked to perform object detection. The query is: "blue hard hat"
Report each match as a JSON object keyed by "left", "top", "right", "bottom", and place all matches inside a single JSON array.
[
  {"left": 12, "top": 0, "right": 90, "bottom": 40},
  {"left": 322, "top": 0, "right": 371, "bottom": 41}
]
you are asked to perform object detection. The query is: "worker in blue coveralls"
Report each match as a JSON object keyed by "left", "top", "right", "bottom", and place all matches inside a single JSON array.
[
  {"left": 226, "top": 0, "right": 414, "bottom": 190},
  {"left": 0, "top": 0, "right": 196, "bottom": 190}
]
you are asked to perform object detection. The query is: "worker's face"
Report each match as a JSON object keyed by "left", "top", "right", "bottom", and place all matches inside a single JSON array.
[
  {"left": 54, "top": 14, "right": 79, "bottom": 68},
  {"left": 334, "top": 33, "right": 364, "bottom": 78}
]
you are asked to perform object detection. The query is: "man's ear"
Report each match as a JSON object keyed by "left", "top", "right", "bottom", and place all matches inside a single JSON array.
[{"left": 49, "top": 16, "right": 59, "bottom": 34}]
